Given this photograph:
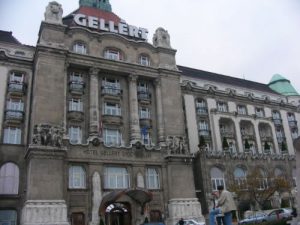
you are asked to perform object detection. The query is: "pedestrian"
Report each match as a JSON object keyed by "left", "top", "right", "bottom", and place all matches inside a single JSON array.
[
  {"left": 209, "top": 185, "right": 236, "bottom": 225},
  {"left": 178, "top": 218, "right": 185, "bottom": 225},
  {"left": 211, "top": 191, "right": 225, "bottom": 225}
]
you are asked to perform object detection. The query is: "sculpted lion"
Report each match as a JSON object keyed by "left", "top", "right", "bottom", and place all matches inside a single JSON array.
[{"left": 44, "top": 1, "right": 63, "bottom": 24}]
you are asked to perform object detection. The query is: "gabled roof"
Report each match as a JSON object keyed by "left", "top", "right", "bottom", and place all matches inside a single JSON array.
[
  {"left": 0, "top": 31, "right": 21, "bottom": 45},
  {"left": 178, "top": 65, "right": 279, "bottom": 95}
]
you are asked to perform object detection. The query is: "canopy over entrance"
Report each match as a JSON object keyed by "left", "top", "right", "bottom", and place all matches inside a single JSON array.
[{"left": 99, "top": 189, "right": 153, "bottom": 215}]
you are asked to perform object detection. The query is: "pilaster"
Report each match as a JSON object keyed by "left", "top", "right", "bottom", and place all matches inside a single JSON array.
[
  {"left": 89, "top": 68, "right": 100, "bottom": 137},
  {"left": 154, "top": 77, "right": 165, "bottom": 145}
]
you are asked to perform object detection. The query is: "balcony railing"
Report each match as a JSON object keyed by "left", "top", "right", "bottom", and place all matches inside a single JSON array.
[
  {"left": 69, "top": 81, "right": 85, "bottom": 94},
  {"left": 8, "top": 81, "right": 27, "bottom": 95},
  {"left": 137, "top": 91, "right": 151, "bottom": 101},
  {"left": 288, "top": 120, "right": 297, "bottom": 128},
  {"left": 198, "top": 129, "right": 211, "bottom": 137},
  {"left": 272, "top": 118, "right": 282, "bottom": 126},
  {"left": 220, "top": 130, "right": 235, "bottom": 138},
  {"left": 5, "top": 109, "right": 24, "bottom": 122},
  {"left": 196, "top": 107, "right": 208, "bottom": 115},
  {"left": 241, "top": 133, "right": 255, "bottom": 140},
  {"left": 102, "top": 86, "right": 122, "bottom": 96}
]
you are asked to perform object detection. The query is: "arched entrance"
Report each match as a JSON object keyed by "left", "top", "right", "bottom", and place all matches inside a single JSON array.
[
  {"left": 100, "top": 189, "right": 153, "bottom": 225},
  {"left": 105, "top": 203, "right": 131, "bottom": 225}
]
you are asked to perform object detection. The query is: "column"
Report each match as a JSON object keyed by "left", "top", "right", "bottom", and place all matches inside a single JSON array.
[
  {"left": 253, "top": 121, "right": 262, "bottom": 153},
  {"left": 89, "top": 68, "right": 100, "bottom": 137},
  {"left": 128, "top": 74, "right": 141, "bottom": 143},
  {"left": 280, "top": 109, "right": 294, "bottom": 155},
  {"left": 154, "top": 77, "right": 165, "bottom": 145},
  {"left": 234, "top": 118, "right": 243, "bottom": 153}
]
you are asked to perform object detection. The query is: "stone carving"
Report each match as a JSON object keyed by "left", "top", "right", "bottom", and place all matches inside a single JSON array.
[
  {"left": 44, "top": 1, "right": 63, "bottom": 25},
  {"left": 153, "top": 27, "right": 171, "bottom": 48},
  {"left": 32, "top": 124, "right": 64, "bottom": 147},
  {"left": 166, "top": 136, "right": 187, "bottom": 154}
]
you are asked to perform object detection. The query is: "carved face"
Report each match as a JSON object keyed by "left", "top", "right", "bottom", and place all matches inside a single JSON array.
[{"left": 50, "top": 3, "right": 60, "bottom": 14}]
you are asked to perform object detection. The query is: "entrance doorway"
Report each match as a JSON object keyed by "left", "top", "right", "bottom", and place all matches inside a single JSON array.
[{"left": 105, "top": 202, "right": 131, "bottom": 225}]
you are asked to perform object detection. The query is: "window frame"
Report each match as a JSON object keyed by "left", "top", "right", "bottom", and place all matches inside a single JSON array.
[
  {"left": 104, "top": 128, "right": 122, "bottom": 146},
  {"left": 72, "top": 42, "right": 87, "bottom": 54},
  {"left": 3, "top": 127, "right": 21, "bottom": 144},
  {"left": 0, "top": 162, "right": 19, "bottom": 195},
  {"left": 68, "top": 126, "right": 82, "bottom": 144},
  {"left": 146, "top": 168, "right": 160, "bottom": 189},
  {"left": 68, "top": 165, "right": 86, "bottom": 189},
  {"left": 104, "top": 167, "right": 129, "bottom": 189},
  {"left": 139, "top": 55, "right": 150, "bottom": 66},
  {"left": 69, "top": 98, "right": 83, "bottom": 112},
  {"left": 217, "top": 101, "right": 228, "bottom": 112},
  {"left": 0, "top": 210, "right": 17, "bottom": 225},
  {"left": 103, "top": 102, "right": 121, "bottom": 116},
  {"left": 104, "top": 49, "right": 122, "bottom": 61},
  {"left": 237, "top": 105, "right": 247, "bottom": 115}
]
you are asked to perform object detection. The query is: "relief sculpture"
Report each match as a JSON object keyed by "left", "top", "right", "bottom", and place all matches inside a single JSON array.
[
  {"left": 32, "top": 124, "right": 64, "bottom": 147},
  {"left": 166, "top": 136, "right": 187, "bottom": 154}
]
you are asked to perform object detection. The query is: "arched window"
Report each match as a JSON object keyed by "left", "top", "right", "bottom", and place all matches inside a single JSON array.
[
  {"left": 0, "top": 162, "right": 19, "bottom": 194},
  {"left": 72, "top": 42, "right": 87, "bottom": 54},
  {"left": 234, "top": 167, "right": 247, "bottom": 188},
  {"left": 146, "top": 168, "right": 160, "bottom": 189},
  {"left": 210, "top": 167, "right": 225, "bottom": 191},
  {"left": 139, "top": 54, "right": 150, "bottom": 66},
  {"left": 104, "top": 48, "right": 123, "bottom": 61},
  {"left": 69, "top": 166, "right": 86, "bottom": 189}
]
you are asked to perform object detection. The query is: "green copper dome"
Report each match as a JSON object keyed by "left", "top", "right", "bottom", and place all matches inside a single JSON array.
[
  {"left": 79, "top": 0, "right": 112, "bottom": 11},
  {"left": 268, "top": 74, "right": 299, "bottom": 96}
]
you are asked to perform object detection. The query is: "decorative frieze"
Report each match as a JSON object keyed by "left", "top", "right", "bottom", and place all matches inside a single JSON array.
[
  {"left": 32, "top": 124, "right": 65, "bottom": 147},
  {"left": 21, "top": 200, "right": 69, "bottom": 225}
]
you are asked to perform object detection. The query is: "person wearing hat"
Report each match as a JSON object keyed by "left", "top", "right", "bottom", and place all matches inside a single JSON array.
[{"left": 209, "top": 185, "right": 236, "bottom": 225}]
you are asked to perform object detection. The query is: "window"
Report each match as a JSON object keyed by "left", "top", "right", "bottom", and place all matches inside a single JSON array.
[
  {"left": 69, "top": 99, "right": 83, "bottom": 112},
  {"left": 272, "top": 111, "right": 281, "bottom": 120},
  {"left": 146, "top": 168, "right": 160, "bottom": 189},
  {"left": 210, "top": 167, "right": 225, "bottom": 191},
  {"left": 3, "top": 127, "right": 21, "bottom": 144},
  {"left": 104, "top": 167, "right": 129, "bottom": 189},
  {"left": 69, "top": 166, "right": 86, "bottom": 189},
  {"left": 217, "top": 102, "right": 228, "bottom": 112},
  {"left": 104, "top": 129, "right": 122, "bottom": 146},
  {"left": 104, "top": 49, "right": 122, "bottom": 60},
  {"left": 104, "top": 102, "right": 121, "bottom": 116},
  {"left": 234, "top": 167, "right": 247, "bottom": 189},
  {"left": 139, "top": 107, "right": 150, "bottom": 119},
  {"left": 287, "top": 113, "right": 296, "bottom": 122},
  {"left": 69, "top": 126, "right": 82, "bottom": 144},
  {"left": 198, "top": 120, "right": 209, "bottom": 130},
  {"left": 138, "top": 82, "right": 149, "bottom": 93},
  {"left": 0, "top": 210, "right": 17, "bottom": 225},
  {"left": 255, "top": 107, "right": 264, "bottom": 117},
  {"left": 73, "top": 42, "right": 87, "bottom": 54},
  {"left": 139, "top": 55, "right": 150, "bottom": 66},
  {"left": 9, "top": 72, "right": 24, "bottom": 83},
  {"left": 102, "top": 77, "right": 121, "bottom": 95},
  {"left": 0, "top": 162, "right": 19, "bottom": 194},
  {"left": 237, "top": 105, "right": 247, "bottom": 115},
  {"left": 141, "top": 126, "right": 151, "bottom": 145},
  {"left": 196, "top": 99, "right": 208, "bottom": 114},
  {"left": 291, "top": 128, "right": 298, "bottom": 139},
  {"left": 6, "top": 99, "right": 24, "bottom": 119},
  {"left": 69, "top": 72, "right": 85, "bottom": 92},
  {"left": 70, "top": 72, "right": 83, "bottom": 83}
]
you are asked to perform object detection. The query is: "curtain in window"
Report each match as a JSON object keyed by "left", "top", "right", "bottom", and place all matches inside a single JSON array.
[{"left": 0, "top": 162, "right": 19, "bottom": 194}]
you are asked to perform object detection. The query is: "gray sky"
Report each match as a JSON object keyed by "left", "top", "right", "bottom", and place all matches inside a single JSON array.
[{"left": 1, "top": 0, "right": 300, "bottom": 93}]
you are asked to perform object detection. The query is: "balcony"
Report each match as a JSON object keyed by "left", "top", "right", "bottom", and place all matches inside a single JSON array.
[
  {"left": 102, "top": 86, "right": 122, "bottom": 97},
  {"left": 102, "top": 114, "right": 123, "bottom": 125},
  {"left": 5, "top": 110, "right": 25, "bottom": 124},
  {"left": 220, "top": 130, "right": 235, "bottom": 138},
  {"left": 196, "top": 107, "right": 208, "bottom": 116},
  {"left": 7, "top": 81, "right": 27, "bottom": 96},
  {"left": 139, "top": 117, "right": 151, "bottom": 127},
  {"left": 241, "top": 133, "right": 255, "bottom": 140},
  {"left": 69, "top": 81, "right": 85, "bottom": 95},
  {"left": 272, "top": 118, "right": 282, "bottom": 126},
  {"left": 137, "top": 91, "right": 151, "bottom": 103},
  {"left": 67, "top": 110, "right": 84, "bottom": 122},
  {"left": 198, "top": 128, "right": 211, "bottom": 138},
  {"left": 288, "top": 120, "right": 297, "bottom": 128}
]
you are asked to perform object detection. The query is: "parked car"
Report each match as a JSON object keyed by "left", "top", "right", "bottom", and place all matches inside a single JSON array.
[
  {"left": 238, "top": 212, "right": 267, "bottom": 224},
  {"left": 175, "top": 219, "right": 205, "bottom": 225},
  {"left": 264, "top": 208, "right": 293, "bottom": 222},
  {"left": 238, "top": 208, "right": 293, "bottom": 224}
]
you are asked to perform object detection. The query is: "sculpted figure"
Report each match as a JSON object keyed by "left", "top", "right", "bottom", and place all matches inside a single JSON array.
[
  {"left": 44, "top": 1, "right": 63, "bottom": 24},
  {"left": 153, "top": 27, "right": 171, "bottom": 48}
]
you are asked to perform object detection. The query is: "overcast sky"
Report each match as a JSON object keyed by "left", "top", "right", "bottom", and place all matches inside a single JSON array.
[{"left": 1, "top": 0, "right": 300, "bottom": 93}]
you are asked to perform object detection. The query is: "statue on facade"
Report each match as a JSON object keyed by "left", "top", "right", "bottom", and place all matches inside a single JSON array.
[
  {"left": 44, "top": 1, "right": 63, "bottom": 25},
  {"left": 32, "top": 124, "right": 64, "bottom": 147},
  {"left": 166, "top": 136, "right": 187, "bottom": 154},
  {"left": 153, "top": 27, "right": 171, "bottom": 48}
]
